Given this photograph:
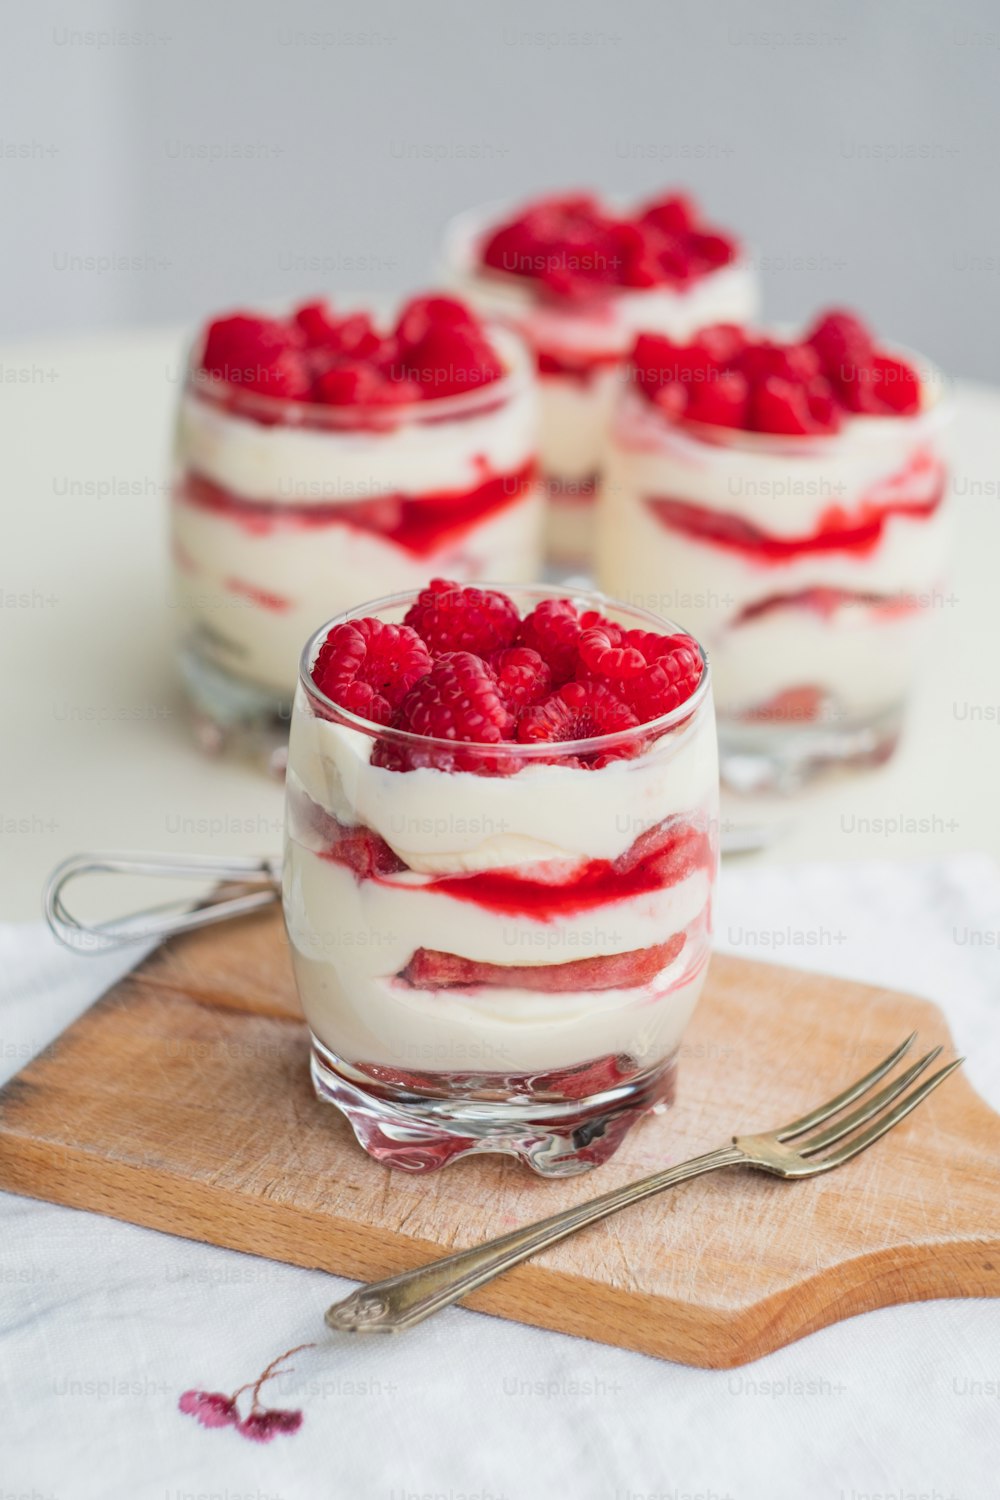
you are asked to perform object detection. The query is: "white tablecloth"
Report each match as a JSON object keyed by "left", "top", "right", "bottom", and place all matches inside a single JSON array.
[{"left": 3, "top": 856, "right": 999, "bottom": 1500}]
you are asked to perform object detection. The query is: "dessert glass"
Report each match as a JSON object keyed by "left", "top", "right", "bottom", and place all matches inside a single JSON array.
[
  {"left": 282, "top": 585, "right": 718, "bottom": 1176},
  {"left": 596, "top": 360, "right": 952, "bottom": 792},
  {"left": 443, "top": 203, "right": 758, "bottom": 567},
  {"left": 171, "top": 324, "right": 542, "bottom": 760}
]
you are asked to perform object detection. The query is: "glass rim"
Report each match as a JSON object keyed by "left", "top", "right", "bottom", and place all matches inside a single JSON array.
[
  {"left": 181, "top": 318, "right": 533, "bottom": 430},
  {"left": 298, "top": 583, "right": 712, "bottom": 759}
]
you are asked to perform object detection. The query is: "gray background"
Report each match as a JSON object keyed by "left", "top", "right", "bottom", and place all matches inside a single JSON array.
[{"left": 4, "top": 0, "right": 998, "bottom": 379}]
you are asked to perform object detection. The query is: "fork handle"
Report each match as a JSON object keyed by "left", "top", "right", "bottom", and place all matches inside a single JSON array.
[{"left": 325, "top": 1143, "right": 745, "bottom": 1334}]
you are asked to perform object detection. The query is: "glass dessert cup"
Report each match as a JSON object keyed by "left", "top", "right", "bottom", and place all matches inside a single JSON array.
[
  {"left": 282, "top": 585, "right": 718, "bottom": 1175},
  {"left": 596, "top": 370, "right": 953, "bottom": 794},
  {"left": 443, "top": 202, "right": 758, "bottom": 570},
  {"left": 170, "top": 323, "right": 543, "bottom": 765}
]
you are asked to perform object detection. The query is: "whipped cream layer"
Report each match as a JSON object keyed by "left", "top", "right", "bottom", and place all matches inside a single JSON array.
[
  {"left": 289, "top": 694, "right": 717, "bottom": 873},
  {"left": 282, "top": 685, "right": 717, "bottom": 1074},
  {"left": 596, "top": 393, "right": 951, "bottom": 720}
]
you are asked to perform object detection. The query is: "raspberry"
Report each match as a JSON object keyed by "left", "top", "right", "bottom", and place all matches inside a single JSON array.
[
  {"left": 737, "top": 339, "right": 821, "bottom": 388},
  {"left": 514, "top": 598, "right": 584, "bottom": 685},
  {"left": 577, "top": 627, "right": 704, "bottom": 723},
  {"left": 311, "top": 618, "right": 431, "bottom": 725},
  {"left": 403, "top": 579, "right": 519, "bottom": 657},
  {"left": 685, "top": 369, "right": 749, "bottom": 428},
  {"left": 402, "top": 323, "right": 504, "bottom": 397},
  {"left": 372, "top": 653, "right": 515, "bottom": 774},
  {"left": 751, "top": 376, "right": 824, "bottom": 435},
  {"left": 315, "top": 361, "right": 421, "bottom": 408},
  {"left": 578, "top": 627, "right": 648, "bottom": 681},
  {"left": 622, "top": 637, "right": 703, "bottom": 722},
  {"left": 870, "top": 354, "right": 920, "bottom": 415},
  {"left": 631, "top": 332, "right": 698, "bottom": 395},
  {"left": 694, "top": 322, "right": 747, "bottom": 366},
  {"left": 201, "top": 313, "right": 309, "bottom": 399},
  {"left": 395, "top": 294, "right": 477, "bottom": 349},
  {"left": 637, "top": 191, "right": 699, "bottom": 236},
  {"left": 487, "top": 646, "right": 552, "bottom": 711},
  {"left": 292, "top": 298, "right": 342, "bottom": 347},
  {"left": 333, "top": 313, "right": 382, "bottom": 360},
  {"left": 517, "top": 680, "right": 640, "bottom": 764},
  {"left": 806, "top": 310, "right": 875, "bottom": 382},
  {"left": 689, "top": 230, "right": 737, "bottom": 272}
]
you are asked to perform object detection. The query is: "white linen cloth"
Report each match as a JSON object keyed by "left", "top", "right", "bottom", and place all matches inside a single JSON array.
[{"left": 3, "top": 856, "right": 999, "bottom": 1500}]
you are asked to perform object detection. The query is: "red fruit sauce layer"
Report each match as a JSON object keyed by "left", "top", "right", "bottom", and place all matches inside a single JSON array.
[
  {"left": 311, "top": 799, "right": 711, "bottom": 915},
  {"left": 426, "top": 823, "right": 711, "bottom": 918},
  {"left": 740, "top": 686, "right": 828, "bottom": 724},
  {"left": 399, "top": 933, "right": 687, "bottom": 993},
  {"left": 732, "top": 586, "right": 926, "bottom": 627},
  {"left": 646, "top": 454, "right": 946, "bottom": 561},
  {"left": 175, "top": 461, "right": 535, "bottom": 558}
]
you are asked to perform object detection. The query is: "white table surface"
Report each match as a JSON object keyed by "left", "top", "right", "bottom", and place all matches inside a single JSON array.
[
  {"left": 3, "top": 329, "right": 1000, "bottom": 1499},
  {"left": 3, "top": 327, "right": 999, "bottom": 923}
]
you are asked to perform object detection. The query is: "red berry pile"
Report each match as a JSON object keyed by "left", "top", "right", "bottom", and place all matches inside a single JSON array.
[
  {"left": 479, "top": 190, "right": 738, "bottom": 300},
  {"left": 198, "top": 294, "right": 504, "bottom": 406},
  {"left": 310, "top": 581, "right": 704, "bottom": 773},
  {"left": 630, "top": 309, "right": 921, "bottom": 435}
]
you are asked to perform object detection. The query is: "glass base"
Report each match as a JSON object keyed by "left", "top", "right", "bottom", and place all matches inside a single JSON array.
[
  {"left": 310, "top": 1038, "right": 678, "bottom": 1176},
  {"left": 178, "top": 642, "right": 290, "bottom": 777},
  {"left": 719, "top": 701, "right": 903, "bottom": 797}
]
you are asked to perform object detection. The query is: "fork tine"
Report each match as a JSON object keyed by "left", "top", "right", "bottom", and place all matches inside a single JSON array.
[
  {"left": 810, "top": 1058, "right": 963, "bottom": 1171},
  {"left": 797, "top": 1047, "right": 942, "bottom": 1155},
  {"left": 776, "top": 1032, "right": 916, "bottom": 1141}
]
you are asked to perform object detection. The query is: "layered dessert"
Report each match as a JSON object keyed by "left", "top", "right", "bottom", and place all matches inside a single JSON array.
[
  {"left": 282, "top": 581, "right": 717, "bottom": 1175},
  {"left": 171, "top": 295, "right": 543, "bottom": 744},
  {"left": 596, "top": 312, "right": 951, "bottom": 783},
  {"left": 445, "top": 190, "right": 757, "bottom": 563}
]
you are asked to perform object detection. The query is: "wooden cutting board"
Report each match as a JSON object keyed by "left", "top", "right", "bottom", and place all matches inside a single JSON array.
[{"left": 1, "top": 907, "right": 997, "bottom": 1368}]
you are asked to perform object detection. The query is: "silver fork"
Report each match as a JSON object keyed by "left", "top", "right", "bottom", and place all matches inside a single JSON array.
[{"left": 325, "top": 1033, "right": 961, "bottom": 1334}]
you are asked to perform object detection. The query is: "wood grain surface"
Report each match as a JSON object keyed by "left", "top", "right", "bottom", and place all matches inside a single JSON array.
[{"left": 1, "top": 908, "right": 997, "bottom": 1368}]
